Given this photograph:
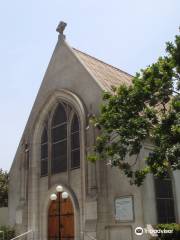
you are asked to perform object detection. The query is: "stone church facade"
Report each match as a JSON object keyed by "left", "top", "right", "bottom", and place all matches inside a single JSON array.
[{"left": 9, "top": 23, "right": 180, "bottom": 240}]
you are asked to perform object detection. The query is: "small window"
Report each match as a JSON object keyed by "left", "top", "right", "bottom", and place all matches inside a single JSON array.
[
  {"left": 155, "top": 176, "right": 176, "bottom": 223},
  {"left": 51, "top": 104, "right": 67, "bottom": 174},
  {"left": 71, "top": 114, "right": 80, "bottom": 169},
  {"left": 41, "top": 127, "right": 48, "bottom": 176}
]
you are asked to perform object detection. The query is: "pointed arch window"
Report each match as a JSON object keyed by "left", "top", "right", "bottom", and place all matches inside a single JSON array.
[
  {"left": 40, "top": 102, "right": 81, "bottom": 177},
  {"left": 71, "top": 114, "right": 80, "bottom": 169},
  {"left": 40, "top": 127, "right": 48, "bottom": 176},
  {"left": 51, "top": 104, "right": 68, "bottom": 174}
]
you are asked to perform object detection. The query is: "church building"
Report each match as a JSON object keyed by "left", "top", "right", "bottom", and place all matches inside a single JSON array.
[{"left": 9, "top": 22, "right": 180, "bottom": 240}]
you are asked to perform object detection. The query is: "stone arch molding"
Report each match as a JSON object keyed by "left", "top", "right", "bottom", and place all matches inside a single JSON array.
[
  {"left": 31, "top": 89, "right": 87, "bottom": 146},
  {"left": 28, "top": 89, "right": 87, "bottom": 240}
]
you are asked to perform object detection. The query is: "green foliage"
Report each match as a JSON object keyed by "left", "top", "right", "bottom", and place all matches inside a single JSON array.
[
  {"left": 0, "top": 226, "right": 15, "bottom": 240},
  {"left": 89, "top": 32, "right": 180, "bottom": 186},
  {"left": 0, "top": 169, "right": 8, "bottom": 207},
  {"left": 154, "top": 224, "right": 180, "bottom": 240}
]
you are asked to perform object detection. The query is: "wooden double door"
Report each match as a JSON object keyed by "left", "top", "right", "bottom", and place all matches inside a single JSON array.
[{"left": 48, "top": 193, "right": 74, "bottom": 240}]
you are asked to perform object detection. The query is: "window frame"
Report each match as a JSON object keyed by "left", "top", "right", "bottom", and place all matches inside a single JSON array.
[
  {"left": 51, "top": 103, "right": 68, "bottom": 174},
  {"left": 70, "top": 113, "right": 80, "bottom": 170},
  {"left": 40, "top": 102, "right": 81, "bottom": 177},
  {"left": 154, "top": 175, "right": 176, "bottom": 224},
  {"left": 40, "top": 126, "right": 48, "bottom": 177}
]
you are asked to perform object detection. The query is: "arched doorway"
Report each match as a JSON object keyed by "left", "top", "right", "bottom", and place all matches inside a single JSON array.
[{"left": 48, "top": 192, "right": 74, "bottom": 239}]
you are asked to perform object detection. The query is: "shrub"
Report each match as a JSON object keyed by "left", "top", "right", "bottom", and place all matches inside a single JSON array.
[
  {"left": 0, "top": 226, "right": 15, "bottom": 240},
  {"left": 0, "top": 169, "right": 8, "bottom": 207},
  {"left": 155, "top": 223, "right": 180, "bottom": 240}
]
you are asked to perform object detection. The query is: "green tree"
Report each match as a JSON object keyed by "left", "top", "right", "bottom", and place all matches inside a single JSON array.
[
  {"left": 89, "top": 32, "right": 180, "bottom": 186},
  {"left": 0, "top": 169, "right": 8, "bottom": 207}
]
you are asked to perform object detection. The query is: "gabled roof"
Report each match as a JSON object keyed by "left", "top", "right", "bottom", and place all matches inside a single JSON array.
[{"left": 73, "top": 48, "right": 132, "bottom": 91}]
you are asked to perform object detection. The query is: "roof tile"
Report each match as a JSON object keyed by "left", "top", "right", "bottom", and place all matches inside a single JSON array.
[{"left": 73, "top": 48, "right": 132, "bottom": 91}]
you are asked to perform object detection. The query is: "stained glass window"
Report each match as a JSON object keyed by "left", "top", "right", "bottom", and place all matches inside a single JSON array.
[
  {"left": 41, "top": 127, "right": 48, "bottom": 176},
  {"left": 71, "top": 114, "right": 80, "bottom": 169},
  {"left": 40, "top": 103, "right": 81, "bottom": 177},
  {"left": 52, "top": 104, "right": 67, "bottom": 174}
]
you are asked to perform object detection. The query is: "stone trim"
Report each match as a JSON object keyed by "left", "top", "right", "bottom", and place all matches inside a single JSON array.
[{"left": 28, "top": 89, "right": 87, "bottom": 240}]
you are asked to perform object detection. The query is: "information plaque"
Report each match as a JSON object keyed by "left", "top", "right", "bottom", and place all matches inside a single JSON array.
[{"left": 115, "top": 196, "right": 134, "bottom": 221}]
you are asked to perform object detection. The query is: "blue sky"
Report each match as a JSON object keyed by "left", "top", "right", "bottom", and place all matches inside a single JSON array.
[{"left": 0, "top": 0, "right": 180, "bottom": 171}]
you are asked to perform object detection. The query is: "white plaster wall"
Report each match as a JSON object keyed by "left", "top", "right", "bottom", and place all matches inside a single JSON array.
[
  {"left": 97, "top": 162, "right": 147, "bottom": 240},
  {"left": 8, "top": 152, "right": 22, "bottom": 229},
  {"left": 0, "top": 207, "right": 9, "bottom": 226}
]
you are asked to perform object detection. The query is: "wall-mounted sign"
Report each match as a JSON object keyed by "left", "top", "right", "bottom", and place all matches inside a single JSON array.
[{"left": 115, "top": 196, "right": 134, "bottom": 221}]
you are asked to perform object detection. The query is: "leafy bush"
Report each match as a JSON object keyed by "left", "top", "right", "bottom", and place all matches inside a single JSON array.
[
  {"left": 0, "top": 169, "right": 8, "bottom": 207},
  {"left": 154, "top": 223, "right": 180, "bottom": 240},
  {"left": 0, "top": 226, "right": 15, "bottom": 240}
]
